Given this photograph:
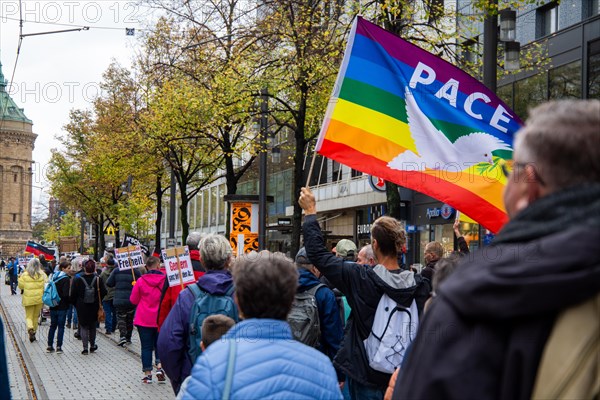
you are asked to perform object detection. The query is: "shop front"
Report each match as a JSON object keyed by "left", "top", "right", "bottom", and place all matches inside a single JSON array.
[{"left": 409, "top": 194, "right": 480, "bottom": 265}]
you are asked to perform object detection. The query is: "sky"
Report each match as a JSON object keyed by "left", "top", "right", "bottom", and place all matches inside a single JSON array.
[{"left": 0, "top": 0, "right": 155, "bottom": 221}]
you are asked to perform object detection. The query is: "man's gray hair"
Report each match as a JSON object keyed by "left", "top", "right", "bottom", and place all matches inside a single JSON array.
[
  {"left": 186, "top": 232, "right": 204, "bottom": 250},
  {"left": 516, "top": 99, "right": 600, "bottom": 190},
  {"left": 360, "top": 244, "right": 376, "bottom": 262},
  {"left": 200, "top": 234, "right": 232, "bottom": 270}
]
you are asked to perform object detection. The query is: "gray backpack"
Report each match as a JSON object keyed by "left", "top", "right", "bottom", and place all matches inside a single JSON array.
[
  {"left": 287, "top": 283, "right": 325, "bottom": 347},
  {"left": 82, "top": 276, "right": 97, "bottom": 304}
]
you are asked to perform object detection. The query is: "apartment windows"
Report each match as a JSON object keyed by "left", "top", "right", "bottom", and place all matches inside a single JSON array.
[
  {"left": 584, "top": 0, "right": 599, "bottom": 18},
  {"left": 537, "top": 2, "right": 559, "bottom": 38}
]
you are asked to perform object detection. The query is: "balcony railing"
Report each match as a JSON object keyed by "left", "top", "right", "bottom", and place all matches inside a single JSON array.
[{"left": 309, "top": 174, "right": 387, "bottom": 213}]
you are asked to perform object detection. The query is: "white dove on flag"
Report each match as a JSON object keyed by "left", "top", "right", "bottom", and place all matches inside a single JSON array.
[{"left": 388, "top": 88, "right": 512, "bottom": 171}]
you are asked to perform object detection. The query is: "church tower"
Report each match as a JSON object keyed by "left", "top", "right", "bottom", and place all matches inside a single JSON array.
[{"left": 0, "top": 60, "right": 37, "bottom": 257}]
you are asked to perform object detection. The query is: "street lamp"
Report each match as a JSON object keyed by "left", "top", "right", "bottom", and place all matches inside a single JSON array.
[
  {"left": 500, "top": 9, "right": 520, "bottom": 71},
  {"left": 499, "top": 9, "right": 516, "bottom": 41},
  {"left": 481, "top": 3, "right": 520, "bottom": 248},
  {"left": 483, "top": 3, "right": 521, "bottom": 92}
]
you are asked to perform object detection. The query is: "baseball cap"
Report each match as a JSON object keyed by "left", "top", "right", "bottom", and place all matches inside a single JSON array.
[
  {"left": 336, "top": 239, "right": 357, "bottom": 258},
  {"left": 295, "top": 247, "right": 311, "bottom": 265}
]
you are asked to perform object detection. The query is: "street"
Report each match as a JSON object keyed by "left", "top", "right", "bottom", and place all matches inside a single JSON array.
[{"left": 0, "top": 271, "right": 174, "bottom": 400}]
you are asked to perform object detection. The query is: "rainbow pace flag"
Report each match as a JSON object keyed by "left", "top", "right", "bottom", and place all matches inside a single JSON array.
[{"left": 316, "top": 17, "right": 522, "bottom": 233}]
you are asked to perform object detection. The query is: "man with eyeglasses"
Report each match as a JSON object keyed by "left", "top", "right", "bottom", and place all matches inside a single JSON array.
[{"left": 392, "top": 99, "right": 600, "bottom": 400}]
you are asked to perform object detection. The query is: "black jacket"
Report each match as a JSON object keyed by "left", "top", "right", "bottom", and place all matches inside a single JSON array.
[
  {"left": 303, "top": 214, "right": 428, "bottom": 389},
  {"left": 70, "top": 274, "right": 107, "bottom": 326},
  {"left": 49, "top": 272, "right": 71, "bottom": 311},
  {"left": 394, "top": 184, "right": 600, "bottom": 400},
  {"left": 106, "top": 268, "right": 142, "bottom": 309}
]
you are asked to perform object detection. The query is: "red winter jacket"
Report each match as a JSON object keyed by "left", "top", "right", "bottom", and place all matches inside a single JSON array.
[{"left": 157, "top": 249, "right": 205, "bottom": 329}]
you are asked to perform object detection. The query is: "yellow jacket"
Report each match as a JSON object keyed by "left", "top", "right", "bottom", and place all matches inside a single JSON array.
[{"left": 18, "top": 272, "right": 47, "bottom": 307}]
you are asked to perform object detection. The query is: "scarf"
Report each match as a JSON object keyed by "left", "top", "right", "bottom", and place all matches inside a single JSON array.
[{"left": 495, "top": 183, "right": 600, "bottom": 244}]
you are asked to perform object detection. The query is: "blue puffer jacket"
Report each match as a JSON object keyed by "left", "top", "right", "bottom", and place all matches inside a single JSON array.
[
  {"left": 178, "top": 319, "right": 343, "bottom": 400},
  {"left": 158, "top": 270, "right": 234, "bottom": 395}
]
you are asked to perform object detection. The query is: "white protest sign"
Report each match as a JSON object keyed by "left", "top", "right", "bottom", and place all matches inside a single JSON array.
[
  {"left": 19, "top": 253, "right": 34, "bottom": 268},
  {"left": 161, "top": 246, "right": 195, "bottom": 288},
  {"left": 114, "top": 245, "right": 145, "bottom": 271}
]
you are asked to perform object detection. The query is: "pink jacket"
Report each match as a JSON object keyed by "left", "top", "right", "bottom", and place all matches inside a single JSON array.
[{"left": 130, "top": 270, "right": 166, "bottom": 328}]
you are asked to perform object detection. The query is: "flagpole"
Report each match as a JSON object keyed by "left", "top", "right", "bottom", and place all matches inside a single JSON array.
[{"left": 305, "top": 145, "right": 318, "bottom": 188}]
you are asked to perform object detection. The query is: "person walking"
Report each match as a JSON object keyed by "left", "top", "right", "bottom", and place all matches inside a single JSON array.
[
  {"left": 158, "top": 234, "right": 237, "bottom": 395},
  {"left": 157, "top": 232, "right": 205, "bottom": 328},
  {"left": 177, "top": 251, "right": 343, "bottom": 400},
  {"left": 99, "top": 257, "right": 117, "bottom": 334},
  {"left": 70, "top": 259, "right": 107, "bottom": 355},
  {"left": 392, "top": 100, "right": 600, "bottom": 399},
  {"left": 39, "top": 255, "right": 52, "bottom": 277},
  {"left": 130, "top": 256, "right": 166, "bottom": 384},
  {"left": 46, "top": 260, "right": 72, "bottom": 353},
  {"left": 294, "top": 247, "right": 344, "bottom": 384},
  {"left": 66, "top": 257, "right": 82, "bottom": 333},
  {"left": 106, "top": 258, "right": 142, "bottom": 346},
  {"left": 7, "top": 257, "right": 19, "bottom": 295},
  {"left": 299, "top": 188, "right": 428, "bottom": 400},
  {"left": 18, "top": 258, "right": 47, "bottom": 342}
]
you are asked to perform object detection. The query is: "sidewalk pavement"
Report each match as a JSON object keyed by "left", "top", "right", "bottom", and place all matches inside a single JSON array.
[{"left": 0, "top": 271, "right": 175, "bottom": 400}]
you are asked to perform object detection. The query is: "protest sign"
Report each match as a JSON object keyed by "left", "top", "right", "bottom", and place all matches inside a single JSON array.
[
  {"left": 161, "top": 246, "right": 195, "bottom": 288},
  {"left": 121, "top": 233, "right": 150, "bottom": 256},
  {"left": 19, "top": 253, "right": 34, "bottom": 269},
  {"left": 115, "top": 245, "right": 144, "bottom": 285},
  {"left": 114, "top": 245, "right": 145, "bottom": 271}
]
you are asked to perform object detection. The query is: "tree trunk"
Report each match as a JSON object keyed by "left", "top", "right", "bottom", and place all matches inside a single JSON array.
[
  {"left": 154, "top": 174, "right": 163, "bottom": 254},
  {"left": 224, "top": 160, "right": 237, "bottom": 240},
  {"left": 386, "top": 182, "right": 403, "bottom": 220},
  {"left": 115, "top": 225, "right": 121, "bottom": 249},
  {"left": 93, "top": 221, "right": 99, "bottom": 260},
  {"left": 291, "top": 90, "right": 308, "bottom": 259},
  {"left": 99, "top": 214, "right": 106, "bottom": 255},
  {"left": 178, "top": 179, "right": 189, "bottom": 245}
]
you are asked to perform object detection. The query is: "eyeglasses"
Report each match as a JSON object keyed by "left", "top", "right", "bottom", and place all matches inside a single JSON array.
[{"left": 501, "top": 161, "right": 546, "bottom": 186}]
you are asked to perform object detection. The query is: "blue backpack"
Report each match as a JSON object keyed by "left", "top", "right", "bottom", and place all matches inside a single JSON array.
[
  {"left": 42, "top": 273, "right": 67, "bottom": 307},
  {"left": 187, "top": 284, "right": 238, "bottom": 363}
]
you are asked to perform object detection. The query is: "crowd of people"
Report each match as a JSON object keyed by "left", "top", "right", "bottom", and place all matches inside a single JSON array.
[{"left": 0, "top": 99, "right": 598, "bottom": 399}]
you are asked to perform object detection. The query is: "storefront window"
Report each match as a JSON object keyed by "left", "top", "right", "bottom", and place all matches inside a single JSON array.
[
  {"left": 588, "top": 39, "right": 600, "bottom": 99},
  {"left": 416, "top": 222, "right": 480, "bottom": 265},
  {"left": 460, "top": 223, "right": 480, "bottom": 252},
  {"left": 514, "top": 73, "right": 547, "bottom": 119},
  {"left": 549, "top": 61, "right": 582, "bottom": 100}
]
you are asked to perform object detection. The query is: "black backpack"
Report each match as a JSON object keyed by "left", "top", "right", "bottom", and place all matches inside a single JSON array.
[{"left": 82, "top": 276, "right": 97, "bottom": 304}]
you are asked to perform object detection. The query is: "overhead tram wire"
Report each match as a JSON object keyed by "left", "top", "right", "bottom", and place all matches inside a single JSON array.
[{"left": 0, "top": 14, "right": 148, "bottom": 32}]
